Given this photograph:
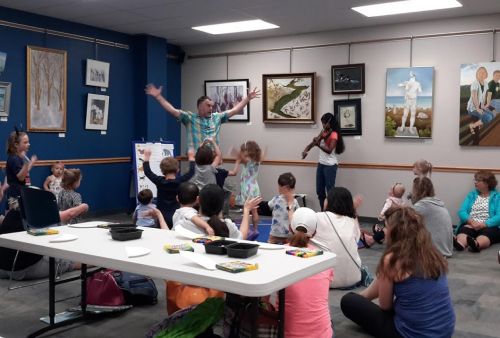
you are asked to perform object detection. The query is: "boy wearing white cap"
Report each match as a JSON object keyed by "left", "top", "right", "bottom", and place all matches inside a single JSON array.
[{"left": 285, "top": 207, "right": 334, "bottom": 338}]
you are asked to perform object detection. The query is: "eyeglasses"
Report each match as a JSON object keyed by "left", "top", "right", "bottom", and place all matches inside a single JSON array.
[{"left": 473, "top": 179, "right": 483, "bottom": 183}]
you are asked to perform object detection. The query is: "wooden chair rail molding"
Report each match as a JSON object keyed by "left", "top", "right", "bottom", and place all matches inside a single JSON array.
[
  {"left": 175, "top": 157, "right": 500, "bottom": 174},
  {"left": 1, "top": 157, "right": 497, "bottom": 174},
  {"left": 0, "top": 157, "right": 131, "bottom": 168}
]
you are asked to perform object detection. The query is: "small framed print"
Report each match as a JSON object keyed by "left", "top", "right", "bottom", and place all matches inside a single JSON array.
[
  {"left": 334, "top": 99, "right": 362, "bottom": 136},
  {"left": 86, "top": 59, "right": 110, "bottom": 88},
  {"left": 85, "top": 94, "right": 109, "bottom": 130},
  {"left": 0, "top": 81, "right": 12, "bottom": 118},
  {"left": 204, "top": 79, "right": 249, "bottom": 121},
  {"left": 331, "top": 63, "right": 365, "bottom": 95}
]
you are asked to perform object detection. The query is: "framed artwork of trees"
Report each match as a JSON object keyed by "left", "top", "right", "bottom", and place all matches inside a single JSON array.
[{"left": 27, "top": 46, "right": 67, "bottom": 132}]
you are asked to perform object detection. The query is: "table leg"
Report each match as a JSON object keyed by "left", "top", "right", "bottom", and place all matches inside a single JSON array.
[
  {"left": 278, "top": 289, "right": 285, "bottom": 338},
  {"left": 49, "top": 257, "right": 55, "bottom": 325},
  {"left": 81, "top": 264, "right": 87, "bottom": 317}
]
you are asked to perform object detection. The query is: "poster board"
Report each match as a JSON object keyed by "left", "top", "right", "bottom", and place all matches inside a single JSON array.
[{"left": 132, "top": 141, "right": 174, "bottom": 198}]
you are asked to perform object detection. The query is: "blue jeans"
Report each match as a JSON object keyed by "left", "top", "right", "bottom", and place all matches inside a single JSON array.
[
  {"left": 316, "top": 163, "right": 338, "bottom": 211},
  {"left": 468, "top": 109, "right": 495, "bottom": 125}
]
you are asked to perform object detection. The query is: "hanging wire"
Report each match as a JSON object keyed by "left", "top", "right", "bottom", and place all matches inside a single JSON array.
[
  {"left": 409, "top": 36, "right": 413, "bottom": 67},
  {"left": 492, "top": 29, "right": 496, "bottom": 62},
  {"left": 348, "top": 43, "right": 351, "bottom": 100},
  {"left": 226, "top": 55, "right": 229, "bottom": 80},
  {"left": 289, "top": 48, "right": 293, "bottom": 73}
]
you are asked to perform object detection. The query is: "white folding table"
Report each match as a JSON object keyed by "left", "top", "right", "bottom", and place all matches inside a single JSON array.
[{"left": 0, "top": 225, "right": 336, "bottom": 337}]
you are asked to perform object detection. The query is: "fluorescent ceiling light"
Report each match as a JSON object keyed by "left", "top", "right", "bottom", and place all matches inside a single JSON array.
[
  {"left": 352, "top": 0, "right": 462, "bottom": 17},
  {"left": 192, "top": 19, "right": 279, "bottom": 35}
]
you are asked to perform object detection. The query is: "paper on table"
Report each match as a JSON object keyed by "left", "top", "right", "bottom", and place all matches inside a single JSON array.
[
  {"left": 49, "top": 234, "right": 78, "bottom": 243},
  {"left": 175, "top": 225, "right": 201, "bottom": 239},
  {"left": 68, "top": 221, "right": 110, "bottom": 228},
  {"left": 125, "top": 246, "right": 151, "bottom": 258},
  {"left": 179, "top": 251, "right": 216, "bottom": 270}
]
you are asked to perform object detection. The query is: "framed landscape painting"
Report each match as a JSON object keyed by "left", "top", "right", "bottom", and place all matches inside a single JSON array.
[
  {"left": 205, "top": 79, "right": 249, "bottom": 121},
  {"left": 262, "top": 73, "right": 315, "bottom": 124},
  {"left": 334, "top": 99, "right": 362, "bottom": 136},
  {"left": 459, "top": 62, "right": 500, "bottom": 146},
  {"left": 331, "top": 63, "right": 365, "bottom": 94},
  {"left": 27, "top": 46, "right": 67, "bottom": 132},
  {"left": 384, "top": 67, "right": 434, "bottom": 139}
]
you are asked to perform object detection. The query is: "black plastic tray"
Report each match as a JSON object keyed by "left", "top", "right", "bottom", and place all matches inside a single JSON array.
[
  {"left": 205, "top": 239, "right": 237, "bottom": 255},
  {"left": 110, "top": 228, "right": 143, "bottom": 241},
  {"left": 226, "top": 242, "right": 259, "bottom": 258}
]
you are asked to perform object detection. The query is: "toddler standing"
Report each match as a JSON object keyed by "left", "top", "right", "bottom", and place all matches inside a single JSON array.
[
  {"left": 143, "top": 148, "right": 195, "bottom": 229},
  {"left": 43, "top": 161, "right": 64, "bottom": 202},
  {"left": 58, "top": 169, "right": 84, "bottom": 224},
  {"left": 268, "top": 172, "right": 299, "bottom": 244},
  {"left": 190, "top": 139, "right": 221, "bottom": 190},
  {"left": 236, "top": 141, "right": 262, "bottom": 231}
]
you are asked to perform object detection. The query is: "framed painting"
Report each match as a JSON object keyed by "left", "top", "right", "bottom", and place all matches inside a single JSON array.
[
  {"left": 85, "top": 94, "right": 109, "bottom": 131},
  {"left": 0, "top": 51, "right": 6, "bottom": 73},
  {"left": 334, "top": 99, "right": 362, "bottom": 136},
  {"left": 262, "top": 73, "right": 315, "bottom": 124},
  {"left": 27, "top": 46, "right": 67, "bottom": 132},
  {"left": 205, "top": 79, "right": 249, "bottom": 121},
  {"left": 86, "top": 59, "right": 110, "bottom": 88},
  {"left": 384, "top": 67, "right": 434, "bottom": 139},
  {"left": 0, "top": 81, "right": 11, "bottom": 118},
  {"left": 331, "top": 63, "right": 365, "bottom": 94},
  {"left": 459, "top": 62, "right": 500, "bottom": 146}
]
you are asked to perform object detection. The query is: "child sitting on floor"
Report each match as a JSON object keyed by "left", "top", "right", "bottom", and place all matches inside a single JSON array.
[
  {"left": 285, "top": 207, "right": 334, "bottom": 338},
  {"left": 133, "top": 189, "right": 157, "bottom": 227},
  {"left": 372, "top": 182, "right": 406, "bottom": 244},
  {"left": 268, "top": 172, "right": 299, "bottom": 244},
  {"left": 172, "top": 182, "right": 214, "bottom": 236},
  {"left": 58, "top": 168, "right": 84, "bottom": 224}
]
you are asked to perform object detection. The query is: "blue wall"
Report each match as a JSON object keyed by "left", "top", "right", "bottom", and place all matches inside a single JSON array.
[{"left": 0, "top": 6, "right": 183, "bottom": 214}]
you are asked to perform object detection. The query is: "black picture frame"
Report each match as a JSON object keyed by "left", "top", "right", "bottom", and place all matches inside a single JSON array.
[
  {"left": 204, "top": 79, "right": 250, "bottom": 122},
  {"left": 331, "top": 63, "right": 365, "bottom": 95},
  {"left": 334, "top": 99, "right": 362, "bottom": 136}
]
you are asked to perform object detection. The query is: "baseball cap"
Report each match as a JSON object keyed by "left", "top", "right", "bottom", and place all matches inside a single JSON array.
[{"left": 291, "top": 207, "right": 317, "bottom": 237}]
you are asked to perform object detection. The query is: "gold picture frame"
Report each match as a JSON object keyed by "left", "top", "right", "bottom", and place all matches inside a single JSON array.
[{"left": 27, "top": 46, "right": 67, "bottom": 132}]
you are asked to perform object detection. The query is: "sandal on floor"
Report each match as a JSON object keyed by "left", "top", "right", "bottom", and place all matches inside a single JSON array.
[
  {"left": 372, "top": 224, "right": 385, "bottom": 244},
  {"left": 359, "top": 233, "right": 371, "bottom": 249},
  {"left": 466, "top": 236, "right": 480, "bottom": 253},
  {"left": 453, "top": 236, "right": 465, "bottom": 251}
]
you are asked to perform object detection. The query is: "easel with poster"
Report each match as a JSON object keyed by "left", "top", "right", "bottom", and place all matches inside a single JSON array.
[{"left": 132, "top": 141, "right": 174, "bottom": 198}]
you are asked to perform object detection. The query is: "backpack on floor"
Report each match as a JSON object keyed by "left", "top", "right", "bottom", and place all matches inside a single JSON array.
[{"left": 112, "top": 271, "right": 158, "bottom": 305}]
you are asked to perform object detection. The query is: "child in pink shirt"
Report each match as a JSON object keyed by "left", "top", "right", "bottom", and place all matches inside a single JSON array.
[{"left": 285, "top": 207, "right": 333, "bottom": 338}]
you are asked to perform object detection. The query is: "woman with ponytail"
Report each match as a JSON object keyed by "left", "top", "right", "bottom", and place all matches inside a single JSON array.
[
  {"left": 285, "top": 207, "right": 333, "bottom": 338},
  {"left": 302, "top": 113, "right": 345, "bottom": 210},
  {"left": 341, "top": 206, "right": 455, "bottom": 338}
]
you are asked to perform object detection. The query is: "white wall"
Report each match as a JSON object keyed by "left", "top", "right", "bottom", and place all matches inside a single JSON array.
[{"left": 180, "top": 14, "right": 500, "bottom": 222}]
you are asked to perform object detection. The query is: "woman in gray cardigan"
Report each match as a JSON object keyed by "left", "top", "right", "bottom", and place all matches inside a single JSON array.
[{"left": 411, "top": 177, "right": 453, "bottom": 257}]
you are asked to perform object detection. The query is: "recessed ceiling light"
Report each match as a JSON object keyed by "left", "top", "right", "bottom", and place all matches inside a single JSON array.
[
  {"left": 192, "top": 19, "right": 279, "bottom": 35},
  {"left": 352, "top": 0, "right": 462, "bottom": 17}
]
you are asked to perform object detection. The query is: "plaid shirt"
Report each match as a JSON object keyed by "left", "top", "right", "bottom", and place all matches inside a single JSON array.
[{"left": 178, "top": 110, "right": 229, "bottom": 149}]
